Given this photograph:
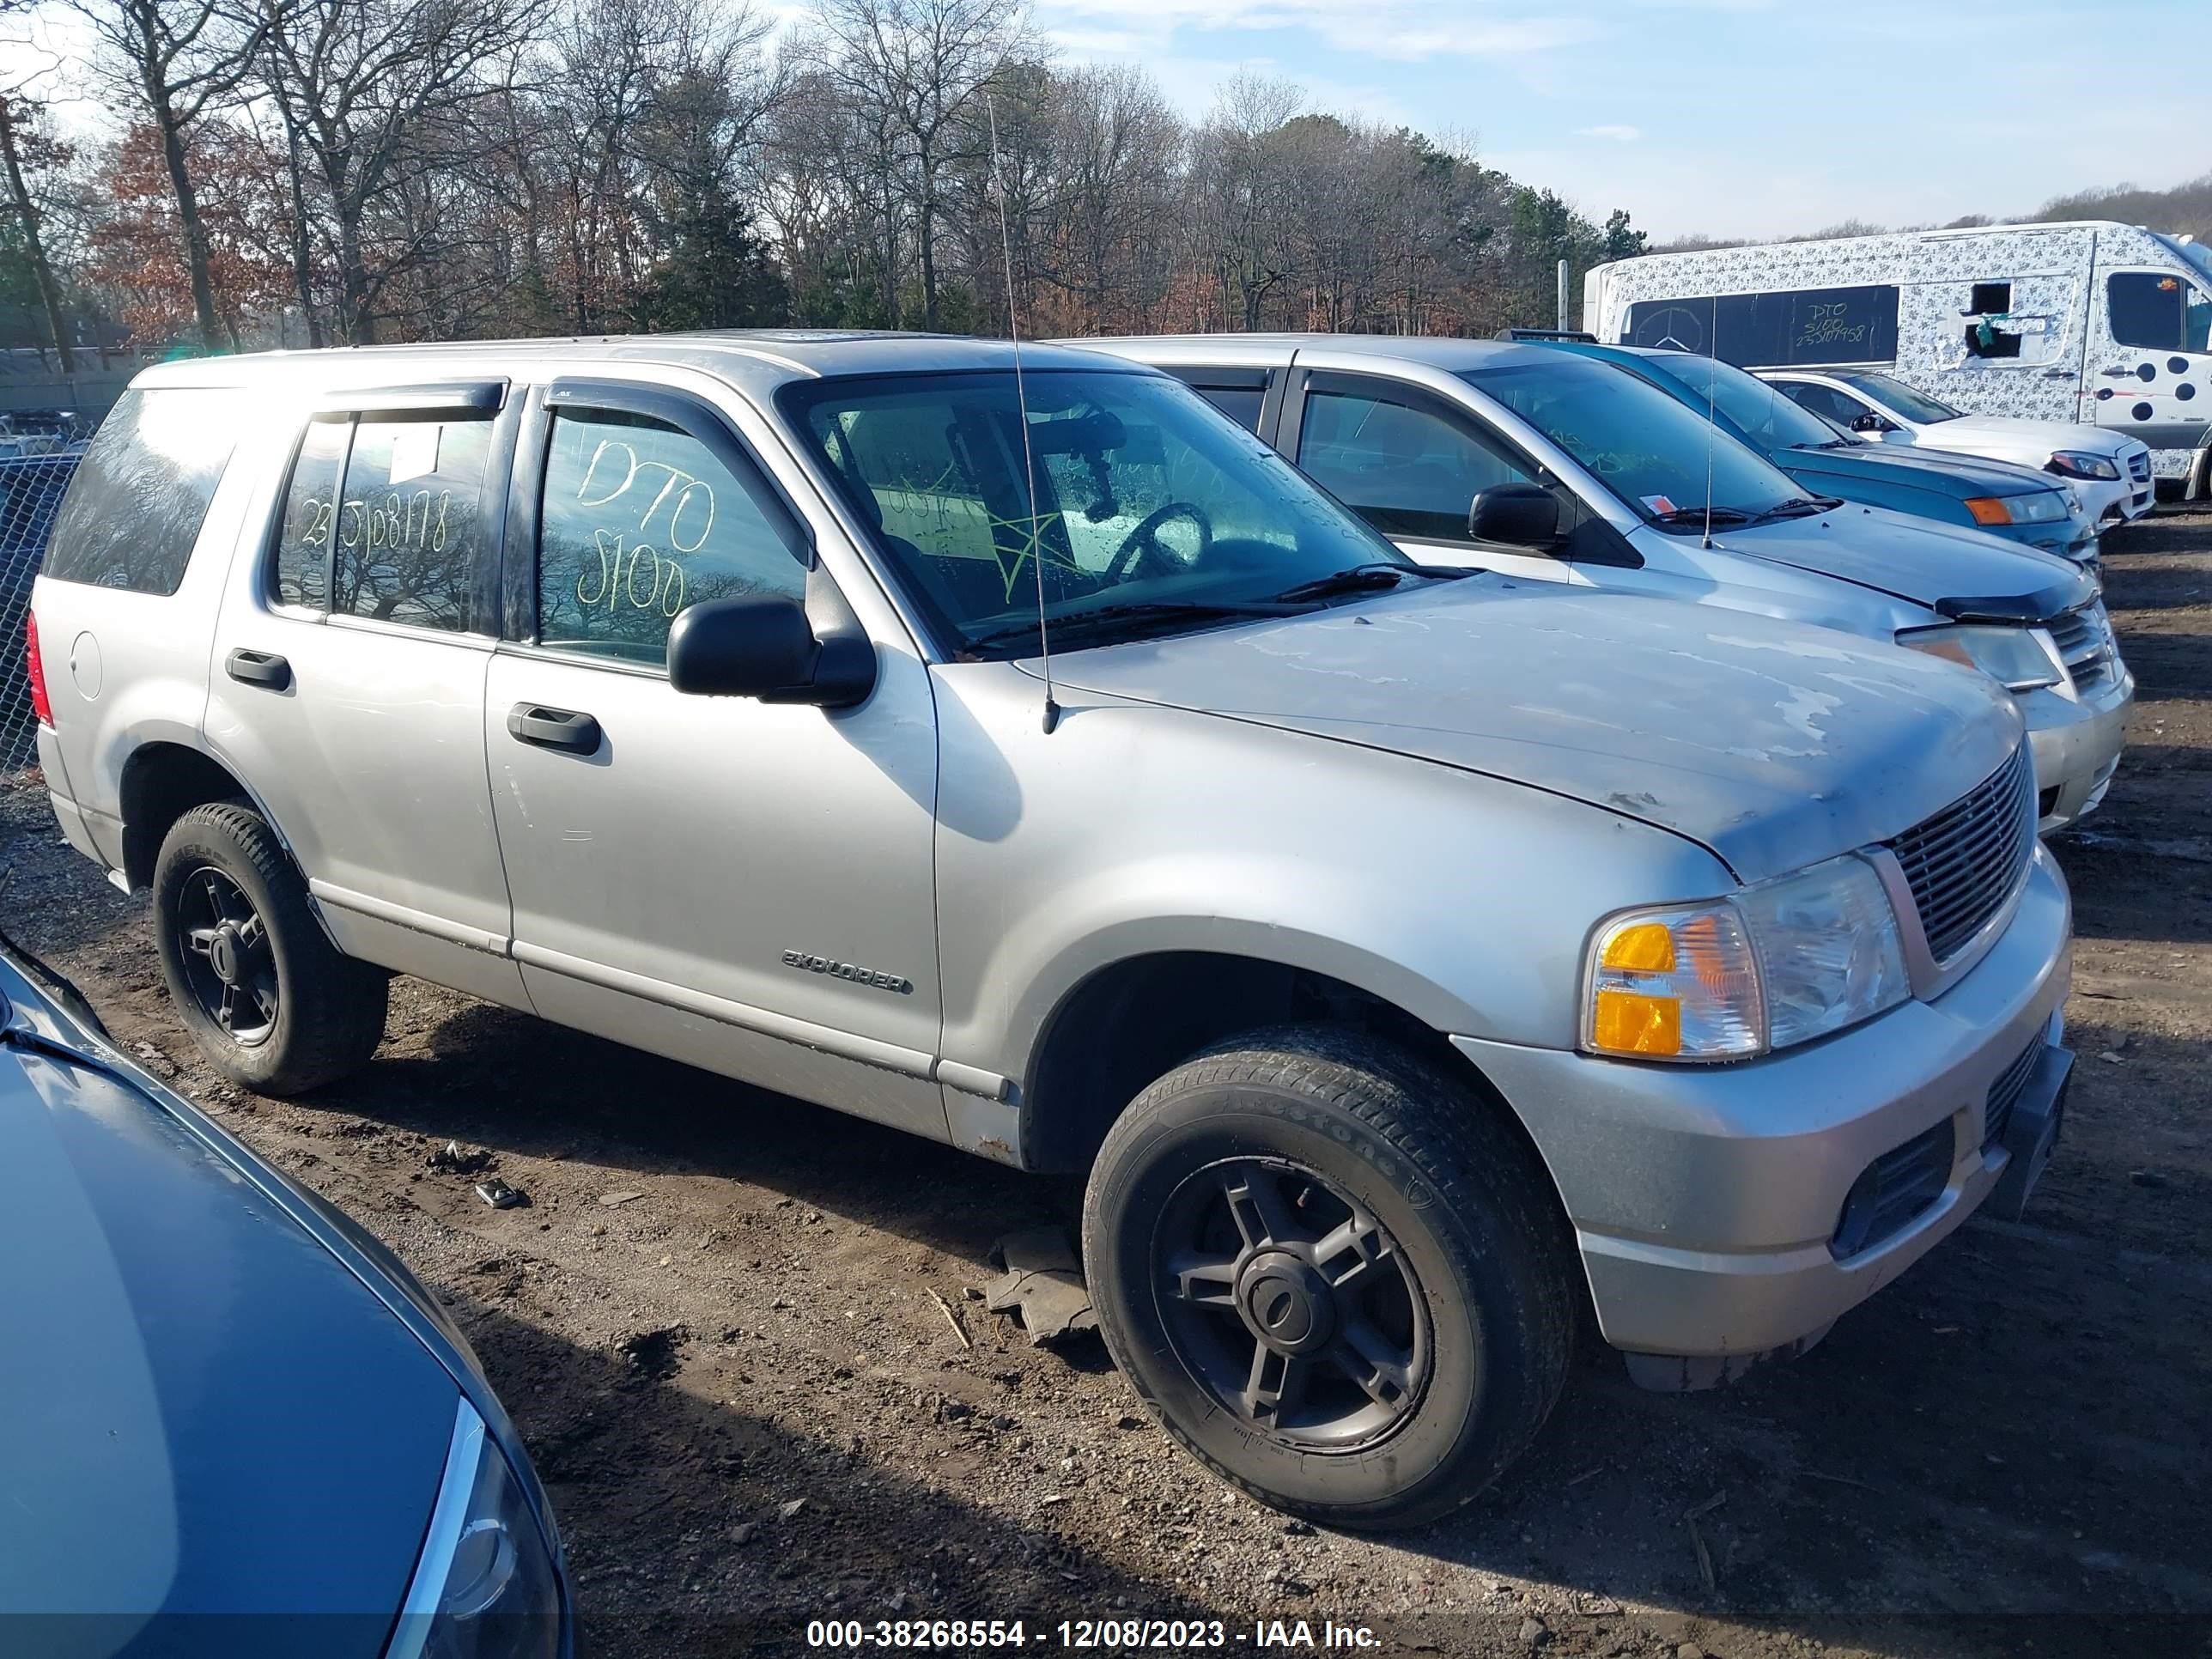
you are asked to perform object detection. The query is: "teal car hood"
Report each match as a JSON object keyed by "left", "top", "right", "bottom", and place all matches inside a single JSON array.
[{"left": 1778, "top": 439, "right": 2063, "bottom": 501}]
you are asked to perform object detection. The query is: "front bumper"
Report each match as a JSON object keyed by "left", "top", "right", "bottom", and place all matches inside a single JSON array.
[
  {"left": 2063, "top": 471, "right": 2152, "bottom": 526},
  {"left": 1452, "top": 845, "right": 2072, "bottom": 1365},
  {"left": 2007, "top": 518, "right": 2099, "bottom": 569},
  {"left": 2022, "top": 666, "right": 2134, "bottom": 833}
]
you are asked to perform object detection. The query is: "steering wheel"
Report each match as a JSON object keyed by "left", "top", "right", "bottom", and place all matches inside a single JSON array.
[{"left": 1105, "top": 501, "right": 1213, "bottom": 583}]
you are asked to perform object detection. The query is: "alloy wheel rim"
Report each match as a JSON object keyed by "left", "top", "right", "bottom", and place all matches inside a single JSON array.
[
  {"left": 1154, "top": 1157, "right": 1431, "bottom": 1451},
  {"left": 175, "top": 866, "right": 278, "bottom": 1047}
]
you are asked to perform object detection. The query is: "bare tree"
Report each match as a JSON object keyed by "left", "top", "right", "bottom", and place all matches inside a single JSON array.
[
  {"left": 812, "top": 0, "right": 1026, "bottom": 329},
  {"left": 1040, "top": 63, "right": 1181, "bottom": 331},
  {"left": 68, "top": 0, "right": 262, "bottom": 350},
  {"left": 40, "top": 7, "right": 1656, "bottom": 354},
  {"left": 1189, "top": 73, "right": 1304, "bottom": 331},
  {"left": 0, "top": 91, "right": 76, "bottom": 368},
  {"left": 254, "top": 0, "right": 549, "bottom": 343},
  {"left": 763, "top": 64, "right": 907, "bottom": 326}
]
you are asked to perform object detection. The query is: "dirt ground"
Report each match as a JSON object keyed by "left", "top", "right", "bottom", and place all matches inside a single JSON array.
[{"left": 5, "top": 512, "right": 2210, "bottom": 1659}]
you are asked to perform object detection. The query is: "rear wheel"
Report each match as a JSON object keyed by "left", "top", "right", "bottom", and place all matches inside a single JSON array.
[
  {"left": 152, "top": 802, "right": 387, "bottom": 1095},
  {"left": 1082, "top": 1026, "right": 1577, "bottom": 1529}
]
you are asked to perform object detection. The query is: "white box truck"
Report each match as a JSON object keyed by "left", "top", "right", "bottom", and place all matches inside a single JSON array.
[{"left": 1583, "top": 221, "right": 2212, "bottom": 498}]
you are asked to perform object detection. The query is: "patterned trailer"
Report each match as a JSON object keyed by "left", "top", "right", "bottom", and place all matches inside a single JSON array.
[{"left": 1584, "top": 221, "right": 2212, "bottom": 495}]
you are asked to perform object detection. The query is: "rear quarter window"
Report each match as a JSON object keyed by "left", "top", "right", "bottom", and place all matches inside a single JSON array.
[{"left": 40, "top": 388, "right": 246, "bottom": 594}]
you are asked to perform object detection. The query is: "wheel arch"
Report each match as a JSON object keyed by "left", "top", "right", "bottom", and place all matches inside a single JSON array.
[
  {"left": 1017, "top": 946, "right": 1565, "bottom": 1221},
  {"left": 118, "top": 738, "right": 306, "bottom": 902}
]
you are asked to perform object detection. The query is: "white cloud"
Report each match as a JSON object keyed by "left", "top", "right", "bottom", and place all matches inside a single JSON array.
[
  {"left": 1035, "top": 0, "right": 1596, "bottom": 64},
  {"left": 1576, "top": 124, "right": 1642, "bottom": 141}
]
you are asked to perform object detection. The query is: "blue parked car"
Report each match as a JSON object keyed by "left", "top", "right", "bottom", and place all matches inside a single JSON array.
[
  {"left": 0, "top": 936, "right": 571, "bottom": 1659},
  {"left": 1534, "top": 337, "right": 2100, "bottom": 568}
]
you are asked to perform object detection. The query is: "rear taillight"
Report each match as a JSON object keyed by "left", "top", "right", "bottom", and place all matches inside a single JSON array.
[{"left": 25, "top": 611, "right": 52, "bottom": 727}]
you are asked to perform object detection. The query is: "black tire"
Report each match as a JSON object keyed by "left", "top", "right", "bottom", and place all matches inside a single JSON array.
[
  {"left": 151, "top": 801, "right": 387, "bottom": 1096},
  {"left": 1082, "top": 1025, "right": 1577, "bottom": 1530}
]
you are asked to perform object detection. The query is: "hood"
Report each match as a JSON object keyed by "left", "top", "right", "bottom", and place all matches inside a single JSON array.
[
  {"left": 1780, "top": 437, "right": 2061, "bottom": 498},
  {"left": 1043, "top": 580, "right": 2021, "bottom": 883},
  {"left": 1704, "top": 501, "right": 2094, "bottom": 614},
  {"left": 0, "top": 1024, "right": 453, "bottom": 1650},
  {"left": 1929, "top": 415, "right": 2126, "bottom": 455}
]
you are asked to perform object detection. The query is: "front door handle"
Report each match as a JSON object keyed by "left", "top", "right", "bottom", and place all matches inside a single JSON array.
[
  {"left": 2100, "top": 365, "right": 2134, "bottom": 378},
  {"left": 507, "top": 703, "right": 602, "bottom": 754},
  {"left": 2042, "top": 368, "right": 2073, "bottom": 379},
  {"left": 225, "top": 648, "right": 291, "bottom": 690}
]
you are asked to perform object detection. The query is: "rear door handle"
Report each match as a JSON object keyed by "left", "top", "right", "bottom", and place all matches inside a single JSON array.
[
  {"left": 225, "top": 648, "right": 291, "bottom": 690},
  {"left": 507, "top": 703, "right": 602, "bottom": 754}
]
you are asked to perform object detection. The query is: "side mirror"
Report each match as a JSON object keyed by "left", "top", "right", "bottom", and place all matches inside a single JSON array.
[
  {"left": 666, "top": 595, "right": 876, "bottom": 708},
  {"left": 1850, "top": 412, "right": 1887, "bottom": 434},
  {"left": 1468, "top": 483, "right": 1561, "bottom": 548}
]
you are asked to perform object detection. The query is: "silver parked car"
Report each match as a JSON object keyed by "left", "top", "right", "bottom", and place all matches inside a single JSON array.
[
  {"left": 1073, "top": 334, "right": 2134, "bottom": 832},
  {"left": 28, "top": 332, "right": 2072, "bottom": 1529}
]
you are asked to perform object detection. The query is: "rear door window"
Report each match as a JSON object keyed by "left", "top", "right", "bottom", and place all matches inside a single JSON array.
[
  {"left": 41, "top": 388, "right": 246, "bottom": 593},
  {"left": 273, "top": 421, "right": 347, "bottom": 610},
  {"left": 331, "top": 418, "right": 492, "bottom": 629},
  {"left": 269, "top": 406, "right": 498, "bottom": 631}
]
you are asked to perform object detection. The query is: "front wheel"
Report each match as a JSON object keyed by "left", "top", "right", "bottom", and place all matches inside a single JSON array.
[
  {"left": 1082, "top": 1027, "right": 1577, "bottom": 1529},
  {"left": 151, "top": 802, "right": 388, "bottom": 1096}
]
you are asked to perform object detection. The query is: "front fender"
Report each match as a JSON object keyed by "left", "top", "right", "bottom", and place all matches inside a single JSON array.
[{"left": 928, "top": 662, "right": 1736, "bottom": 1089}]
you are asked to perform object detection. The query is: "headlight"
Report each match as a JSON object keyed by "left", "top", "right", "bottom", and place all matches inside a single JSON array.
[
  {"left": 2047, "top": 450, "right": 2120, "bottom": 482},
  {"left": 387, "top": 1401, "right": 563, "bottom": 1659},
  {"left": 1894, "top": 623, "right": 2064, "bottom": 691},
  {"left": 1964, "top": 489, "right": 2069, "bottom": 526},
  {"left": 1584, "top": 854, "right": 1909, "bottom": 1061}
]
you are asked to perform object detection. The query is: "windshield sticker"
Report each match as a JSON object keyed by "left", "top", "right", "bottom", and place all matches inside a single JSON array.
[{"left": 1641, "top": 494, "right": 1679, "bottom": 515}]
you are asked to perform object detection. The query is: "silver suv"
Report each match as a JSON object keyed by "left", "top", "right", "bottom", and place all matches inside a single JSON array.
[{"left": 28, "top": 332, "right": 2073, "bottom": 1529}]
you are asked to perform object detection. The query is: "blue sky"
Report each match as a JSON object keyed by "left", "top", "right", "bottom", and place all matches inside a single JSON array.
[{"left": 1030, "top": 0, "right": 2209, "bottom": 240}]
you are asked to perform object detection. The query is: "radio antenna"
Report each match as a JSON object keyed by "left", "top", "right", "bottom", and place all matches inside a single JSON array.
[
  {"left": 988, "top": 92, "right": 1058, "bottom": 734},
  {"left": 1699, "top": 315, "right": 1719, "bottom": 550}
]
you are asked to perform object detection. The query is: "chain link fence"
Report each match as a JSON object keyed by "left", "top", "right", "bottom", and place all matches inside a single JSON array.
[{"left": 0, "top": 453, "right": 79, "bottom": 772}]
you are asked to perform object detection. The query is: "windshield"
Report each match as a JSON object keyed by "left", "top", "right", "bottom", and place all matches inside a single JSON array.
[
  {"left": 781, "top": 369, "right": 1407, "bottom": 657},
  {"left": 1460, "top": 356, "right": 1809, "bottom": 525},
  {"left": 1635, "top": 353, "right": 1844, "bottom": 452},
  {"left": 1834, "top": 371, "right": 1961, "bottom": 424}
]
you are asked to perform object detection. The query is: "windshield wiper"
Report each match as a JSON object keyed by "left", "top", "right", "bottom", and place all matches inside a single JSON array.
[
  {"left": 1744, "top": 495, "right": 1841, "bottom": 524},
  {"left": 964, "top": 599, "right": 1308, "bottom": 653},
  {"left": 1647, "top": 504, "right": 1752, "bottom": 527},
  {"left": 1270, "top": 562, "right": 1469, "bottom": 604}
]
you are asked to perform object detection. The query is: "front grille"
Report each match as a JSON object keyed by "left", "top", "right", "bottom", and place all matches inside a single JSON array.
[
  {"left": 1983, "top": 1036, "right": 2039, "bottom": 1152},
  {"left": 1832, "top": 1121, "right": 1953, "bottom": 1259},
  {"left": 2045, "top": 600, "right": 2117, "bottom": 696},
  {"left": 1887, "top": 745, "right": 2034, "bottom": 963},
  {"left": 2128, "top": 449, "right": 2152, "bottom": 483}
]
